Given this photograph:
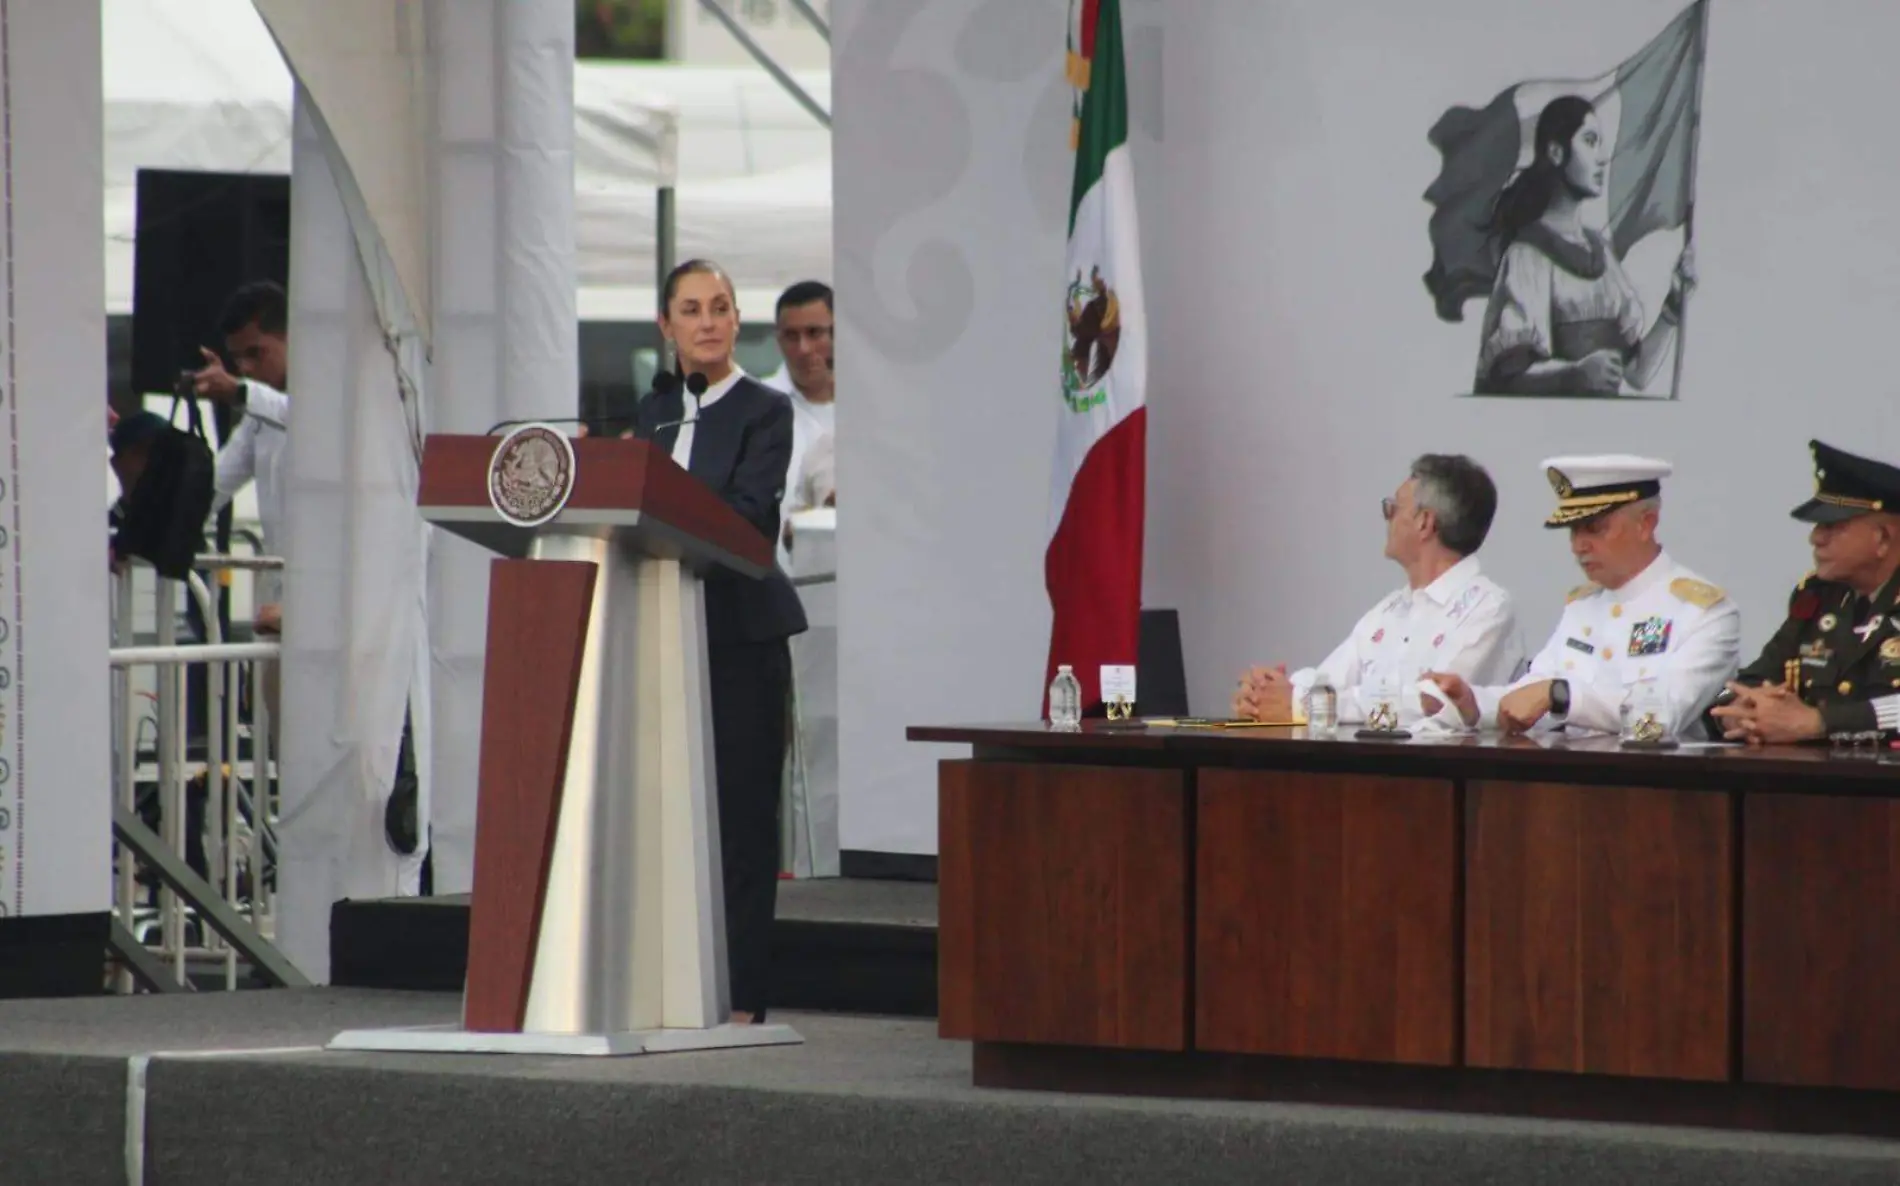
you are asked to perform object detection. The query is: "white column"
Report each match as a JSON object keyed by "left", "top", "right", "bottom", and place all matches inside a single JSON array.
[
  {"left": 426, "top": 0, "right": 578, "bottom": 892},
  {"left": 1, "top": 0, "right": 109, "bottom": 918},
  {"left": 498, "top": 0, "right": 580, "bottom": 418}
]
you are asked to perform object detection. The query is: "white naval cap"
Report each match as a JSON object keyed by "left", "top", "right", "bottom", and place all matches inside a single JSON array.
[{"left": 1540, "top": 455, "right": 1672, "bottom": 528}]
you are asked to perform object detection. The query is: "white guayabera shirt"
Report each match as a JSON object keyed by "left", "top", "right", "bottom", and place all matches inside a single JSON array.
[{"left": 1290, "top": 555, "right": 1523, "bottom": 726}]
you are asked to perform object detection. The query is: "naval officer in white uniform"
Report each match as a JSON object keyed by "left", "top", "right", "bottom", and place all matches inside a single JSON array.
[
  {"left": 1426, "top": 456, "right": 1741, "bottom": 737},
  {"left": 1234, "top": 454, "right": 1524, "bottom": 726}
]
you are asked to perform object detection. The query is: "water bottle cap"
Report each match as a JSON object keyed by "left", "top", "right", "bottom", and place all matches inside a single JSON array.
[{"left": 1057, "top": 664, "right": 1073, "bottom": 673}]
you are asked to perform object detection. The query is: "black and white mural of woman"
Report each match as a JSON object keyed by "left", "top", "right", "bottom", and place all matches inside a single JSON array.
[{"left": 1472, "top": 96, "right": 1695, "bottom": 397}]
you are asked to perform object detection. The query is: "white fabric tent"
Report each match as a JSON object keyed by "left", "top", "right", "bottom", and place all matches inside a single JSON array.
[{"left": 102, "top": 0, "right": 831, "bottom": 322}]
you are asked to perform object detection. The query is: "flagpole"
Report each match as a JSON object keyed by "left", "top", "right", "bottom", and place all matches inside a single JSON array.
[{"left": 1669, "top": 0, "right": 1710, "bottom": 401}]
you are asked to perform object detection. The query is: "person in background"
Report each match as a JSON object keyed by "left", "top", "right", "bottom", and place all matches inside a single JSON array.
[
  {"left": 760, "top": 280, "right": 835, "bottom": 566},
  {"left": 107, "top": 409, "right": 169, "bottom": 570},
  {"left": 639, "top": 258, "right": 808, "bottom": 1024},
  {"left": 1713, "top": 441, "right": 1900, "bottom": 745},
  {"left": 190, "top": 280, "right": 292, "bottom": 756},
  {"left": 1426, "top": 456, "right": 1740, "bottom": 737},
  {"left": 1233, "top": 454, "right": 1521, "bottom": 726},
  {"left": 187, "top": 278, "right": 418, "bottom": 854},
  {"left": 191, "top": 279, "right": 291, "bottom": 607}
]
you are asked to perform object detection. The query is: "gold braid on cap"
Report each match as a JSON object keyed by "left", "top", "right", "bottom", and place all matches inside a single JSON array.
[
  {"left": 1817, "top": 492, "right": 1885, "bottom": 511},
  {"left": 1545, "top": 490, "right": 1646, "bottom": 526},
  {"left": 1814, "top": 467, "right": 1885, "bottom": 511}
]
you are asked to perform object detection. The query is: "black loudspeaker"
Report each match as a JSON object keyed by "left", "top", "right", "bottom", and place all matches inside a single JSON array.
[
  {"left": 1138, "top": 608, "right": 1189, "bottom": 717},
  {"left": 129, "top": 168, "right": 291, "bottom": 400},
  {"left": 130, "top": 169, "right": 290, "bottom": 752},
  {"left": 0, "top": 912, "right": 110, "bottom": 997}
]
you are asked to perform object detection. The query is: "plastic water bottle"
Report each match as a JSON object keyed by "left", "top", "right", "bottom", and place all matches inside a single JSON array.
[
  {"left": 1305, "top": 674, "right": 1338, "bottom": 737},
  {"left": 1048, "top": 665, "right": 1082, "bottom": 730}
]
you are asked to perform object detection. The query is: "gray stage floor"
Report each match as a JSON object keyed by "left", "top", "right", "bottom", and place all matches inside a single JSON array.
[
  {"left": 779, "top": 875, "right": 937, "bottom": 925},
  {"left": 398, "top": 875, "right": 939, "bottom": 927},
  {"left": 4, "top": 990, "right": 1900, "bottom": 1185}
]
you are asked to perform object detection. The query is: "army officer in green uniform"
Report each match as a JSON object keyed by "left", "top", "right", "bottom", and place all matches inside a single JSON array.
[{"left": 1712, "top": 441, "right": 1900, "bottom": 745}]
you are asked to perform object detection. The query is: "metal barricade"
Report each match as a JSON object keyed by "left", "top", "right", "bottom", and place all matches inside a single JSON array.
[{"left": 108, "top": 555, "right": 305, "bottom": 992}]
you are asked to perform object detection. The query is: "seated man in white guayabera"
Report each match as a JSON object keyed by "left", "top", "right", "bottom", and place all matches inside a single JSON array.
[
  {"left": 1425, "top": 456, "right": 1741, "bottom": 737},
  {"left": 1233, "top": 454, "right": 1523, "bottom": 726}
]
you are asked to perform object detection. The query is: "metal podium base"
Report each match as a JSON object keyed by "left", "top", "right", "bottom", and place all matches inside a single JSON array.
[{"left": 326, "top": 1022, "right": 803, "bottom": 1057}]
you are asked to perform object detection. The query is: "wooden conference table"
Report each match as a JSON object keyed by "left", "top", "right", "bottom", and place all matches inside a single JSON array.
[{"left": 906, "top": 720, "right": 1900, "bottom": 1137}]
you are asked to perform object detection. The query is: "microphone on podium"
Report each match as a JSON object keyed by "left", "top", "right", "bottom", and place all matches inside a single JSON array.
[
  {"left": 484, "top": 415, "right": 607, "bottom": 436},
  {"left": 642, "top": 369, "right": 710, "bottom": 438},
  {"left": 649, "top": 369, "right": 709, "bottom": 400},
  {"left": 482, "top": 371, "right": 711, "bottom": 438}
]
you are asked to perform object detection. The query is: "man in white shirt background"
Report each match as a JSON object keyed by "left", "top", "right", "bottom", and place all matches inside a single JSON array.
[
  {"left": 1233, "top": 454, "right": 1523, "bottom": 725},
  {"left": 186, "top": 282, "right": 300, "bottom": 797},
  {"left": 188, "top": 278, "right": 419, "bottom": 853},
  {"left": 760, "top": 280, "right": 835, "bottom": 568},
  {"left": 760, "top": 279, "right": 840, "bottom": 875},
  {"left": 190, "top": 280, "right": 290, "bottom": 612}
]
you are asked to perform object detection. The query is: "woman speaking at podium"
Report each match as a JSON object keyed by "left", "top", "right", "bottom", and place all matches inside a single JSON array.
[{"left": 637, "top": 259, "right": 808, "bottom": 1024}]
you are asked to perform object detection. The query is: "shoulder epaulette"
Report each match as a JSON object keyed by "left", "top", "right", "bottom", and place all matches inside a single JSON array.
[{"left": 1670, "top": 577, "right": 1725, "bottom": 609}]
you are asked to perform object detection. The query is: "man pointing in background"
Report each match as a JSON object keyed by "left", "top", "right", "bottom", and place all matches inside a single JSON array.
[{"left": 191, "top": 279, "right": 291, "bottom": 606}]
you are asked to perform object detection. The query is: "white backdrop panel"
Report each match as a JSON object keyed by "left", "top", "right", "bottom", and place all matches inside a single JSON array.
[
  {"left": 1147, "top": 0, "right": 1900, "bottom": 721},
  {"left": 834, "top": 0, "right": 1165, "bottom": 857},
  {"left": 839, "top": 0, "right": 1900, "bottom": 857},
  {"left": 3, "top": 0, "right": 111, "bottom": 916}
]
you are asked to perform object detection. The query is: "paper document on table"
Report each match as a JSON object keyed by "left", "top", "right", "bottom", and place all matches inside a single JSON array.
[{"left": 1141, "top": 718, "right": 1300, "bottom": 729}]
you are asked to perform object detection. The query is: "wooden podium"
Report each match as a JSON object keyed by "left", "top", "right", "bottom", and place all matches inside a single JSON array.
[{"left": 330, "top": 429, "right": 802, "bottom": 1056}]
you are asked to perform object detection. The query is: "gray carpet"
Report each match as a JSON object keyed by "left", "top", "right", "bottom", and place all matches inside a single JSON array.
[
  {"left": 0, "top": 986, "right": 459, "bottom": 1057},
  {"left": 1, "top": 990, "right": 1898, "bottom": 1184},
  {"left": 778, "top": 876, "right": 937, "bottom": 926},
  {"left": 0, "top": 1053, "right": 127, "bottom": 1186},
  {"left": 391, "top": 877, "right": 940, "bottom": 926}
]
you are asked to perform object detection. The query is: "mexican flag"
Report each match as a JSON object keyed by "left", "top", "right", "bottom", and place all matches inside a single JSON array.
[{"left": 1046, "top": 0, "right": 1146, "bottom": 714}]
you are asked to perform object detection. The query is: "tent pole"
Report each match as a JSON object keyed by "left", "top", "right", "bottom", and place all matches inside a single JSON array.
[
  {"left": 694, "top": 0, "right": 830, "bottom": 128},
  {"left": 657, "top": 185, "right": 676, "bottom": 303},
  {"left": 785, "top": 0, "right": 829, "bottom": 42}
]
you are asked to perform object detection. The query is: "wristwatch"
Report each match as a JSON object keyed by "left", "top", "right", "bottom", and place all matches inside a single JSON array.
[{"left": 1549, "top": 678, "right": 1571, "bottom": 722}]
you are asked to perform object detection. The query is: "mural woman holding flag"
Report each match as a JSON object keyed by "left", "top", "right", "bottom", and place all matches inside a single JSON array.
[
  {"left": 1422, "top": 0, "right": 1709, "bottom": 400},
  {"left": 1473, "top": 94, "right": 1697, "bottom": 396}
]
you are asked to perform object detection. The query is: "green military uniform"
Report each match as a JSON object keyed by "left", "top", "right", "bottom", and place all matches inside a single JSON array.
[
  {"left": 1726, "top": 440, "right": 1900, "bottom": 742},
  {"left": 1733, "top": 571, "right": 1900, "bottom": 740}
]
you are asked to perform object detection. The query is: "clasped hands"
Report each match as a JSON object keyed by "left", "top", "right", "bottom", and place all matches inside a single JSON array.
[
  {"left": 1708, "top": 681, "right": 1823, "bottom": 746},
  {"left": 1231, "top": 665, "right": 1294, "bottom": 722}
]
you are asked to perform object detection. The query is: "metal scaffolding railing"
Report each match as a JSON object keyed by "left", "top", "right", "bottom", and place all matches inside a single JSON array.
[{"left": 108, "top": 555, "right": 306, "bottom": 992}]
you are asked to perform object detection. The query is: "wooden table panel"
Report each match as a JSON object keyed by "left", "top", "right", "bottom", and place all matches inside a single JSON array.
[
  {"left": 1744, "top": 794, "right": 1900, "bottom": 1090},
  {"left": 1195, "top": 770, "right": 1458, "bottom": 1064},
  {"left": 937, "top": 760, "right": 1188, "bottom": 1049},
  {"left": 1465, "top": 781, "right": 1732, "bottom": 1080},
  {"left": 464, "top": 559, "right": 598, "bottom": 1033}
]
